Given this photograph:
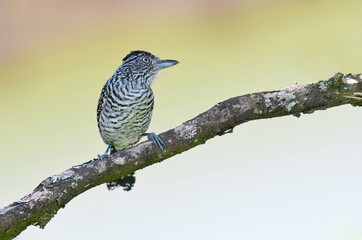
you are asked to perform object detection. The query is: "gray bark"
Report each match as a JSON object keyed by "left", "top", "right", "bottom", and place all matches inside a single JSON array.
[{"left": 1, "top": 72, "right": 361, "bottom": 240}]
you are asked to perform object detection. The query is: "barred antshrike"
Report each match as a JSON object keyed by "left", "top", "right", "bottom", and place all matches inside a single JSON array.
[{"left": 97, "top": 50, "right": 178, "bottom": 190}]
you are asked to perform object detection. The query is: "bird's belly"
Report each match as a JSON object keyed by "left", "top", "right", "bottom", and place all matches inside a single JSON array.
[
  {"left": 99, "top": 107, "right": 152, "bottom": 150},
  {"left": 112, "top": 124, "right": 147, "bottom": 150}
]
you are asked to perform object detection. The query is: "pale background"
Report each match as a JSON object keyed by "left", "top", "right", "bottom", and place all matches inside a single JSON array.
[{"left": 1, "top": 0, "right": 362, "bottom": 239}]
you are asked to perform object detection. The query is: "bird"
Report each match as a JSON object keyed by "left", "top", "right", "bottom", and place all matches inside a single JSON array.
[{"left": 97, "top": 50, "right": 179, "bottom": 191}]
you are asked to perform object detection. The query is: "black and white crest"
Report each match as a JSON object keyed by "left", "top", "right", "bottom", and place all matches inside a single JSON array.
[{"left": 122, "top": 50, "right": 155, "bottom": 62}]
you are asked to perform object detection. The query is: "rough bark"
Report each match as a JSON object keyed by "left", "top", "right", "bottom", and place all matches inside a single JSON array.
[{"left": 1, "top": 72, "right": 362, "bottom": 240}]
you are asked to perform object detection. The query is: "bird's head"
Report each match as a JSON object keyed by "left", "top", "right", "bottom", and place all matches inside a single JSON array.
[{"left": 120, "top": 50, "right": 179, "bottom": 86}]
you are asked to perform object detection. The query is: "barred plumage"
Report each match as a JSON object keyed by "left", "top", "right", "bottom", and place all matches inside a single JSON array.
[
  {"left": 97, "top": 50, "right": 178, "bottom": 190},
  {"left": 98, "top": 81, "right": 154, "bottom": 149}
]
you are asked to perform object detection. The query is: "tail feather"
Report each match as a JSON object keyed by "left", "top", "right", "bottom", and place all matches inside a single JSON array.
[
  {"left": 107, "top": 173, "right": 136, "bottom": 191},
  {"left": 106, "top": 145, "right": 136, "bottom": 191}
]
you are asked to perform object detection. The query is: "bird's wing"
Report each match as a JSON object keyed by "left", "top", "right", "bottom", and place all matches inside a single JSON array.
[{"left": 97, "top": 86, "right": 108, "bottom": 123}]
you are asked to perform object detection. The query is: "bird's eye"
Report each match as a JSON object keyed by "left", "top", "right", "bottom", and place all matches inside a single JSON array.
[{"left": 142, "top": 57, "right": 150, "bottom": 62}]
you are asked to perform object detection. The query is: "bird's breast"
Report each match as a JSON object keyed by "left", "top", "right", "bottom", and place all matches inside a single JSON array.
[{"left": 98, "top": 85, "right": 154, "bottom": 149}]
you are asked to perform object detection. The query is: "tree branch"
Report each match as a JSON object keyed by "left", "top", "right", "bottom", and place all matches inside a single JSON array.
[{"left": 1, "top": 72, "right": 362, "bottom": 240}]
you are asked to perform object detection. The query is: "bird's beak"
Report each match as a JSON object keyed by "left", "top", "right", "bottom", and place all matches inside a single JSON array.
[{"left": 156, "top": 59, "right": 179, "bottom": 69}]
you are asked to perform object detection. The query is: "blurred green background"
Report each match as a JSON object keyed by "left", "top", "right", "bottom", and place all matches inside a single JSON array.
[{"left": 1, "top": 0, "right": 362, "bottom": 239}]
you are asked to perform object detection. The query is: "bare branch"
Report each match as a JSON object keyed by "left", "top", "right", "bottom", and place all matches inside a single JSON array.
[{"left": 1, "top": 72, "right": 361, "bottom": 240}]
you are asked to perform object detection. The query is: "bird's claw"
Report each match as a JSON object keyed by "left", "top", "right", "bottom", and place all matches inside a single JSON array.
[
  {"left": 145, "top": 132, "right": 165, "bottom": 152},
  {"left": 98, "top": 142, "right": 112, "bottom": 160},
  {"left": 98, "top": 153, "right": 108, "bottom": 161}
]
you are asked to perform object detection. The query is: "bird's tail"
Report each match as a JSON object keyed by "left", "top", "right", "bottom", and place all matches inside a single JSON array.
[
  {"left": 106, "top": 146, "right": 136, "bottom": 191},
  {"left": 106, "top": 173, "right": 136, "bottom": 191}
]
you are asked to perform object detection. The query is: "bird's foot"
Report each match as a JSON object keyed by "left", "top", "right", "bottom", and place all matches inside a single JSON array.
[
  {"left": 97, "top": 153, "right": 108, "bottom": 161},
  {"left": 143, "top": 132, "right": 165, "bottom": 152},
  {"left": 98, "top": 142, "right": 113, "bottom": 160}
]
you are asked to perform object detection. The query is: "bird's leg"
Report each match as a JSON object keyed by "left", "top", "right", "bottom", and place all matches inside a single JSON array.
[
  {"left": 143, "top": 133, "right": 165, "bottom": 152},
  {"left": 98, "top": 142, "right": 113, "bottom": 160}
]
